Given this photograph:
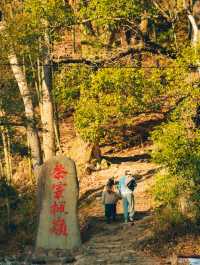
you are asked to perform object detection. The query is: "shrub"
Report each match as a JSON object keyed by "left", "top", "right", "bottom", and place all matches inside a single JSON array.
[
  {"left": 53, "top": 65, "right": 92, "bottom": 114},
  {"left": 151, "top": 98, "right": 200, "bottom": 226},
  {"left": 74, "top": 67, "right": 174, "bottom": 143}
]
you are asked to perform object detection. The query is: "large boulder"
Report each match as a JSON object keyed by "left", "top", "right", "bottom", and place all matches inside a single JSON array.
[{"left": 67, "top": 137, "right": 101, "bottom": 176}]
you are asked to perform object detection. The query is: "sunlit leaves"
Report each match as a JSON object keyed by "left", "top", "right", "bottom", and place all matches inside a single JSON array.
[
  {"left": 151, "top": 95, "right": 200, "bottom": 220},
  {"left": 72, "top": 63, "right": 191, "bottom": 142},
  {"left": 24, "top": 0, "right": 74, "bottom": 30},
  {"left": 78, "top": 0, "right": 142, "bottom": 28},
  {"left": 53, "top": 65, "right": 92, "bottom": 112},
  {"left": 0, "top": 0, "right": 74, "bottom": 58}
]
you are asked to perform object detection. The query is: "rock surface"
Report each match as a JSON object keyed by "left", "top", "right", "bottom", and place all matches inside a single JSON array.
[{"left": 36, "top": 155, "right": 81, "bottom": 250}]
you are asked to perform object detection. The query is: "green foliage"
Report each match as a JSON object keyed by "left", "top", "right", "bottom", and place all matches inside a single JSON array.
[
  {"left": 75, "top": 67, "right": 158, "bottom": 142},
  {"left": 0, "top": 0, "right": 74, "bottom": 57},
  {"left": 0, "top": 179, "right": 18, "bottom": 199},
  {"left": 151, "top": 96, "right": 200, "bottom": 225},
  {"left": 79, "top": 0, "right": 142, "bottom": 28},
  {"left": 152, "top": 171, "right": 191, "bottom": 207},
  {"left": 24, "top": 0, "right": 74, "bottom": 28},
  {"left": 0, "top": 176, "right": 37, "bottom": 244},
  {"left": 53, "top": 65, "right": 91, "bottom": 113},
  {"left": 75, "top": 97, "right": 106, "bottom": 142},
  {"left": 152, "top": 96, "right": 200, "bottom": 178},
  {"left": 74, "top": 62, "right": 191, "bottom": 143},
  {"left": 0, "top": 179, "right": 19, "bottom": 232},
  {"left": 0, "top": 66, "right": 23, "bottom": 115},
  {"left": 153, "top": 205, "right": 187, "bottom": 234}
]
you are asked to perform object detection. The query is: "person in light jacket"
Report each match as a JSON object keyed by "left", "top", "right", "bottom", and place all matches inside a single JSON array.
[
  {"left": 118, "top": 170, "right": 136, "bottom": 223},
  {"left": 102, "top": 184, "right": 119, "bottom": 223}
]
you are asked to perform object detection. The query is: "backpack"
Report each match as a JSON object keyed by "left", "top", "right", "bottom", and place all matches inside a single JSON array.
[{"left": 126, "top": 177, "right": 137, "bottom": 191}]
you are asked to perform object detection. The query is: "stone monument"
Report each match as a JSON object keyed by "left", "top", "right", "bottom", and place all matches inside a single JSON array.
[{"left": 36, "top": 155, "right": 81, "bottom": 250}]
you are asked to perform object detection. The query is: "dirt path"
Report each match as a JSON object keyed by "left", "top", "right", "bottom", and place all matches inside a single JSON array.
[
  {"left": 72, "top": 147, "right": 168, "bottom": 265},
  {"left": 58, "top": 119, "right": 168, "bottom": 264},
  {"left": 74, "top": 200, "right": 166, "bottom": 265}
]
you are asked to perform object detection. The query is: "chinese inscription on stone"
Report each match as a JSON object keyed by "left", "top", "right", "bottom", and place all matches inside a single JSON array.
[
  {"left": 50, "top": 163, "right": 68, "bottom": 236},
  {"left": 36, "top": 155, "right": 81, "bottom": 250}
]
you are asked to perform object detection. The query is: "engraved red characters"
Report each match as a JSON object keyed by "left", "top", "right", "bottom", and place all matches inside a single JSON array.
[
  {"left": 53, "top": 164, "right": 67, "bottom": 180},
  {"left": 50, "top": 163, "right": 68, "bottom": 236},
  {"left": 50, "top": 218, "right": 68, "bottom": 236}
]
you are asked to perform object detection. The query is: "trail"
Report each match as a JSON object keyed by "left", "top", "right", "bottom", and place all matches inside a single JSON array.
[
  {"left": 52, "top": 117, "right": 168, "bottom": 264},
  {"left": 74, "top": 204, "right": 166, "bottom": 265},
  {"left": 73, "top": 147, "right": 167, "bottom": 265}
]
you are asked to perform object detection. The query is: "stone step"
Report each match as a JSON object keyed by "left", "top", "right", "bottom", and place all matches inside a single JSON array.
[
  {"left": 86, "top": 244, "right": 122, "bottom": 250},
  {"left": 72, "top": 259, "right": 164, "bottom": 265},
  {"left": 75, "top": 253, "right": 163, "bottom": 264},
  {"left": 27, "top": 255, "right": 166, "bottom": 265}
]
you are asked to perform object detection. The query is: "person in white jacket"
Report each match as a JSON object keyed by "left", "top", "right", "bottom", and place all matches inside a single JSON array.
[{"left": 118, "top": 170, "right": 136, "bottom": 223}]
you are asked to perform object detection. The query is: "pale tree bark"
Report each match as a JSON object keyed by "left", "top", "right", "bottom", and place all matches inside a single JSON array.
[
  {"left": 38, "top": 22, "right": 56, "bottom": 161},
  {"left": 119, "top": 30, "right": 129, "bottom": 49},
  {"left": 8, "top": 52, "right": 42, "bottom": 169},
  {"left": 29, "top": 54, "right": 43, "bottom": 119},
  {"left": 182, "top": 0, "right": 200, "bottom": 46},
  {"left": 1, "top": 128, "right": 12, "bottom": 181},
  {"left": 41, "top": 63, "right": 56, "bottom": 160},
  {"left": 188, "top": 14, "right": 199, "bottom": 46},
  {"left": 187, "top": 12, "right": 200, "bottom": 73},
  {"left": 6, "top": 128, "right": 12, "bottom": 182},
  {"left": 0, "top": 109, "right": 12, "bottom": 181},
  {"left": 0, "top": 21, "right": 42, "bottom": 169},
  {"left": 0, "top": 159, "right": 4, "bottom": 178},
  {"left": 41, "top": 36, "right": 56, "bottom": 160},
  {"left": 140, "top": 10, "right": 149, "bottom": 43},
  {"left": 30, "top": 54, "right": 57, "bottom": 161},
  {"left": 53, "top": 99, "right": 62, "bottom": 154}
]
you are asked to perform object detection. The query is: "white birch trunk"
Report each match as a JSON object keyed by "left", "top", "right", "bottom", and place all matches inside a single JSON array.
[
  {"left": 8, "top": 52, "right": 42, "bottom": 169},
  {"left": 1, "top": 129, "right": 11, "bottom": 180},
  {"left": 188, "top": 14, "right": 200, "bottom": 46},
  {"left": 188, "top": 14, "right": 200, "bottom": 73},
  {"left": 40, "top": 32, "right": 56, "bottom": 161},
  {"left": 41, "top": 60, "right": 55, "bottom": 160},
  {"left": 7, "top": 130, "right": 13, "bottom": 182},
  {"left": 0, "top": 109, "right": 12, "bottom": 181}
]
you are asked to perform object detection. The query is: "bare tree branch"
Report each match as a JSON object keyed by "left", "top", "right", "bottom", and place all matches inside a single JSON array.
[{"left": 53, "top": 43, "right": 176, "bottom": 68}]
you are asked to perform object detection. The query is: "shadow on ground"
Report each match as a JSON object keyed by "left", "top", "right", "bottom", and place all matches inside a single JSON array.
[
  {"left": 137, "top": 168, "right": 160, "bottom": 182},
  {"left": 81, "top": 211, "right": 151, "bottom": 243},
  {"left": 79, "top": 186, "right": 104, "bottom": 208},
  {"left": 103, "top": 153, "right": 151, "bottom": 164},
  {"left": 100, "top": 114, "right": 164, "bottom": 153}
]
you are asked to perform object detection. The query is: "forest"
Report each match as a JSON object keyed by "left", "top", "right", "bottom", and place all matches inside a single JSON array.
[{"left": 1, "top": 0, "right": 200, "bottom": 263}]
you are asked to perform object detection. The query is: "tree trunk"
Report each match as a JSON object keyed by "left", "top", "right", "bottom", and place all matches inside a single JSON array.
[
  {"left": 108, "top": 29, "right": 117, "bottom": 47},
  {"left": 6, "top": 129, "right": 12, "bottom": 182},
  {"left": 0, "top": 159, "right": 4, "bottom": 178},
  {"left": 119, "top": 30, "right": 128, "bottom": 48},
  {"left": 188, "top": 14, "right": 200, "bottom": 73},
  {"left": 0, "top": 109, "right": 12, "bottom": 181},
  {"left": 140, "top": 10, "right": 149, "bottom": 43},
  {"left": 1, "top": 128, "right": 11, "bottom": 181},
  {"left": 8, "top": 52, "right": 42, "bottom": 169},
  {"left": 188, "top": 0, "right": 200, "bottom": 45},
  {"left": 53, "top": 101, "right": 62, "bottom": 153},
  {"left": 188, "top": 14, "right": 200, "bottom": 46},
  {"left": 40, "top": 32, "right": 56, "bottom": 161}
]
